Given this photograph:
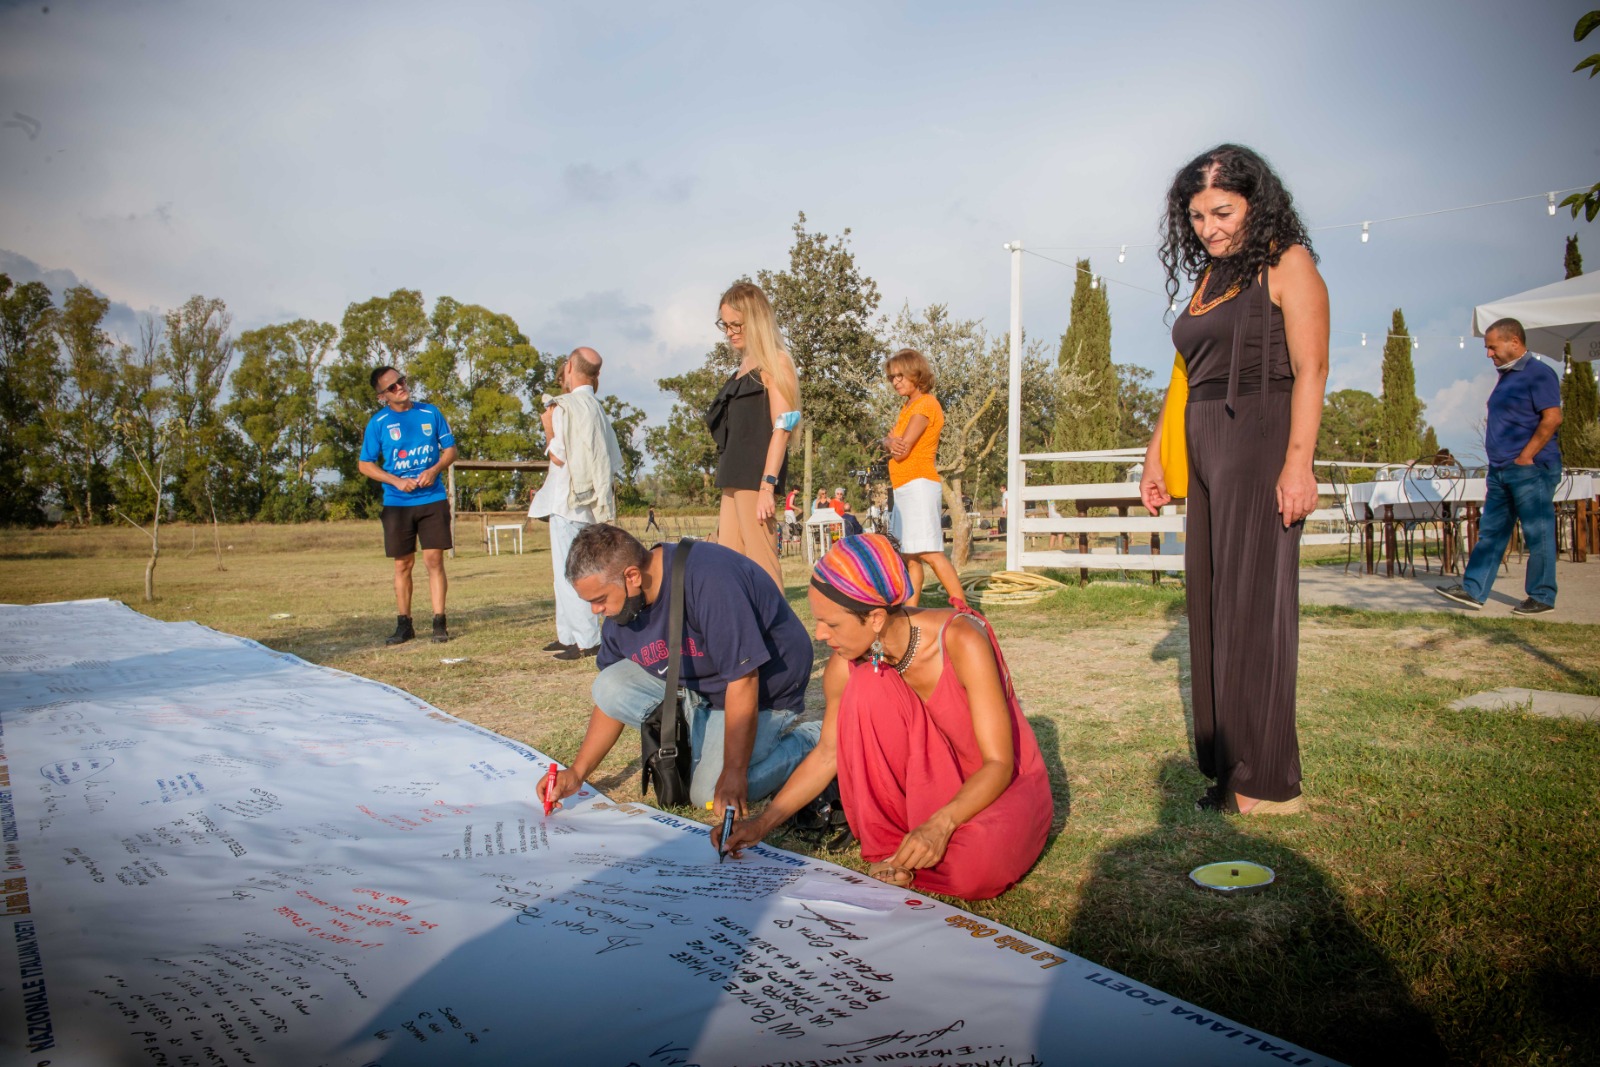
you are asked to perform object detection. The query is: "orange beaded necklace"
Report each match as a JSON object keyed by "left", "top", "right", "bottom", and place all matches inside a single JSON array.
[{"left": 1188, "top": 266, "right": 1242, "bottom": 316}]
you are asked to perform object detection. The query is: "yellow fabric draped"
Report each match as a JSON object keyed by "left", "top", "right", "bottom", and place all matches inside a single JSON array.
[{"left": 1159, "top": 351, "right": 1189, "bottom": 499}]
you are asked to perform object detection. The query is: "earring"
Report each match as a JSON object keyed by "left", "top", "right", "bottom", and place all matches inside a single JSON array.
[{"left": 869, "top": 635, "right": 885, "bottom": 674}]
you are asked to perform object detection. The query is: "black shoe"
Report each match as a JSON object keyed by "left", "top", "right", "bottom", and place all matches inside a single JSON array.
[
  {"left": 542, "top": 640, "right": 575, "bottom": 653},
  {"left": 384, "top": 615, "right": 415, "bottom": 645},
  {"left": 553, "top": 645, "right": 598, "bottom": 661},
  {"left": 1195, "top": 783, "right": 1224, "bottom": 812},
  {"left": 431, "top": 614, "right": 450, "bottom": 642},
  {"left": 1435, "top": 584, "right": 1481, "bottom": 609},
  {"left": 786, "top": 778, "right": 856, "bottom": 849},
  {"left": 1512, "top": 598, "right": 1554, "bottom": 616}
]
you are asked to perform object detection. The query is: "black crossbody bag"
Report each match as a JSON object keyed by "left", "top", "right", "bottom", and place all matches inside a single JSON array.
[{"left": 640, "top": 539, "right": 694, "bottom": 806}]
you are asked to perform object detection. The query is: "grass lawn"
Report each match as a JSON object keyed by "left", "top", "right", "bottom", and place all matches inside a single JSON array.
[{"left": 2, "top": 520, "right": 1597, "bottom": 1065}]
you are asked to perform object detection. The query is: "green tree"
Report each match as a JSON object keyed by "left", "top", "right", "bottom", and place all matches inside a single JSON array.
[
  {"left": 411, "top": 297, "right": 547, "bottom": 508},
  {"left": 225, "top": 330, "right": 287, "bottom": 518},
  {"left": 227, "top": 320, "right": 336, "bottom": 521},
  {"left": 601, "top": 394, "right": 648, "bottom": 506},
  {"left": 1560, "top": 11, "right": 1600, "bottom": 221},
  {"left": 1318, "top": 389, "right": 1382, "bottom": 462},
  {"left": 46, "top": 287, "right": 121, "bottom": 524},
  {"left": 322, "top": 289, "right": 429, "bottom": 519},
  {"left": 757, "top": 212, "right": 884, "bottom": 507},
  {"left": 1560, "top": 235, "right": 1600, "bottom": 465},
  {"left": 262, "top": 319, "right": 336, "bottom": 519},
  {"left": 1419, "top": 424, "right": 1441, "bottom": 458},
  {"left": 1050, "top": 260, "right": 1118, "bottom": 489},
  {"left": 1115, "top": 364, "right": 1163, "bottom": 448},
  {"left": 0, "top": 274, "right": 59, "bottom": 524},
  {"left": 646, "top": 352, "right": 733, "bottom": 505},
  {"left": 109, "top": 315, "right": 169, "bottom": 523},
  {"left": 112, "top": 412, "right": 181, "bottom": 601},
  {"left": 1377, "top": 308, "right": 1423, "bottom": 461},
  {"left": 161, "top": 295, "right": 240, "bottom": 533}
]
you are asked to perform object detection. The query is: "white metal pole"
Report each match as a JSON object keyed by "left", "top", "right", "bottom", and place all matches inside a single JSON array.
[{"left": 1004, "top": 241, "right": 1023, "bottom": 572}]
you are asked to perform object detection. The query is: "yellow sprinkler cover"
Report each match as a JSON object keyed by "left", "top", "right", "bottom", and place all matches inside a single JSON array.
[{"left": 1189, "top": 860, "right": 1275, "bottom": 894}]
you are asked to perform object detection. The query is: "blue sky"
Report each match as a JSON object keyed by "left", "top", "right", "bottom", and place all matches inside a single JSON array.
[{"left": 2, "top": 0, "right": 1595, "bottom": 456}]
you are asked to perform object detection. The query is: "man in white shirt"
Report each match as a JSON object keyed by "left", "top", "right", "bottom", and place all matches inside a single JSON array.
[{"left": 528, "top": 348, "right": 622, "bottom": 660}]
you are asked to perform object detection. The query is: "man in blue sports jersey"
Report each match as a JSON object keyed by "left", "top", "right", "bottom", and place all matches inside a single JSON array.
[{"left": 358, "top": 366, "right": 459, "bottom": 644}]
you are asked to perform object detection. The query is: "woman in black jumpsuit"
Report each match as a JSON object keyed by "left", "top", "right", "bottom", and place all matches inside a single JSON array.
[{"left": 1140, "top": 145, "right": 1329, "bottom": 816}]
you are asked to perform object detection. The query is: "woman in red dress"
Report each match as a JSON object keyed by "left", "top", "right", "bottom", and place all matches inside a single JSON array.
[{"left": 719, "top": 534, "right": 1052, "bottom": 900}]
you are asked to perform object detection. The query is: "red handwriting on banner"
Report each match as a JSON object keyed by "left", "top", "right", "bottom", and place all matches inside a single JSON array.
[
  {"left": 355, "top": 799, "right": 476, "bottom": 832},
  {"left": 352, "top": 888, "right": 438, "bottom": 936}
]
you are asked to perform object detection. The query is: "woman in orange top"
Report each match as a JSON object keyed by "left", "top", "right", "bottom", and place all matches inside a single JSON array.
[{"left": 883, "top": 348, "right": 964, "bottom": 605}]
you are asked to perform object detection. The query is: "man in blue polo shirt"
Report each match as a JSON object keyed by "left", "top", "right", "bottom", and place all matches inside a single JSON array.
[
  {"left": 1437, "top": 318, "right": 1563, "bottom": 615},
  {"left": 540, "top": 524, "right": 820, "bottom": 817},
  {"left": 358, "top": 366, "right": 458, "bottom": 644}
]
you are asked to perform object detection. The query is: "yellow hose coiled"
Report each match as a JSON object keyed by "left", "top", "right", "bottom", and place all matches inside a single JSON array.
[{"left": 959, "top": 570, "right": 1071, "bottom": 606}]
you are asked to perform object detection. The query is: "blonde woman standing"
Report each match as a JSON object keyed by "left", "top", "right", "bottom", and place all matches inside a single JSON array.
[
  {"left": 704, "top": 282, "right": 801, "bottom": 590},
  {"left": 884, "top": 348, "right": 964, "bottom": 606}
]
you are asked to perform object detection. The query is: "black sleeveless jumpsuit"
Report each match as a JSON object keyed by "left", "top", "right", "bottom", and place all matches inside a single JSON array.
[{"left": 1171, "top": 273, "right": 1303, "bottom": 804}]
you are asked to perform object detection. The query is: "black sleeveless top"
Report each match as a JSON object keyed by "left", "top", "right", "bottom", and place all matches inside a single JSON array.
[
  {"left": 1171, "top": 273, "right": 1293, "bottom": 407},
  {"left": 705, "top": 369, "right": 790, "bottom": 492}
]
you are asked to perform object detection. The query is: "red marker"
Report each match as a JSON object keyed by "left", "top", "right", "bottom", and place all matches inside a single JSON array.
[{"left": 543, "top": 763, "right": 559, "bottom": 815}]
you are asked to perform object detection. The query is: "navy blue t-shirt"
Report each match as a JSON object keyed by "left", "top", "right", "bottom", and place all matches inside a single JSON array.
[
  {"left": 1485, "top": 356, "right": 1562, "bottom": 467},
  {"left": 597, "top": 541, "right": 812, "bottom": 712},
  {"left": 360, "top": 402, "right": 456, "bottom": 507}
]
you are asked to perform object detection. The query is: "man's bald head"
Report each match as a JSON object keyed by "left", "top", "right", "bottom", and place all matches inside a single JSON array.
[{"left": 567, "top": 347, "right": 602, "bottom": 386}]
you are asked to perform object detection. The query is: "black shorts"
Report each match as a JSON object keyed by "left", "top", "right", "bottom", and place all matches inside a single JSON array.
[{"left": 382, "top": 499, "right": 453, "bottom": 558}]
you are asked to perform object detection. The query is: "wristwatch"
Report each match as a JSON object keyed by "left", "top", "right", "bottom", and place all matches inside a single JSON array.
[{"left": 762, "top": 474, "right": 779, "bottom": 487}]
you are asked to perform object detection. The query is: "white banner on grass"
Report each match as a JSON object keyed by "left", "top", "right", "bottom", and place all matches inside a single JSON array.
[{"left": 0, "top": 600, "right": 1336, "bottom": 1067}]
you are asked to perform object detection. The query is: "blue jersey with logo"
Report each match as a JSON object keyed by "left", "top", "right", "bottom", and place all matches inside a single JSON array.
[{"left": 360, "top": 402, "right": 456, "bottom": 507}]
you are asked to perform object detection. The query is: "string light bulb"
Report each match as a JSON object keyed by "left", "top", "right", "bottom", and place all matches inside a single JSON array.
[
  {"left": 1412, "top": 337, "right": 1419, "bottom": 350},
  {"left": 1118, "top": 245, "right": 1126, "bottom": 263},
  {"left": 1459, "top": 337, "right": 1465, "bottom": 349},
  {"left": 1548, "top": 192, "right": 1557, "bottom": 217},
  {"left": 1090, "top": 275, "right": 1098, "bottom": 290},
  {"left": 1361, "top": 333, "right": 1367, "bottom": 346},
  {"left": 1360, "top": 222, "right": 1370, "bottom": 243}
]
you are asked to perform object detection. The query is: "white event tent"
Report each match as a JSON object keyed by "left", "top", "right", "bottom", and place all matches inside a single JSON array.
[{"left": 1473, "top": 271, "right": 1600, "bottom": 362}]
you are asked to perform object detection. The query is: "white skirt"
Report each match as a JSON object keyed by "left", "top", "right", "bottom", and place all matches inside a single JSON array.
[{"left": 889, "top": 477, "right": 944, "bottom": 554}]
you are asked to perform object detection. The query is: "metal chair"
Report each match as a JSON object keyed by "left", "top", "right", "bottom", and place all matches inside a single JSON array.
[
  {"left": 1330, "top": 467, "right": 1377, "bottom": 574},
  {"left": 1397, "top": 456, "right": 1465, "bottom": 575}
]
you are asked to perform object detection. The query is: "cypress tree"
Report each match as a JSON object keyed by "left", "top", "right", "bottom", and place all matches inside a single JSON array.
[
  {"left": 1560, "top": 235, "right": 1599, "bottom": 465},
  {"left": 1051, "top": 258, "right": 1117, "bottom": 488},
  {"left": 1419, "top": 424, "right": 1441, "bottom": 458},
  {"left": 1378, "top": 308, "right": 1422, "bottom": 461}
]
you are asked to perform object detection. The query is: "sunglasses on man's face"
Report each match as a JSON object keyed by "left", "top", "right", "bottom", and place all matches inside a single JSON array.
[{"left": 381, "top": 377, "right": 408, "bottom": 395}]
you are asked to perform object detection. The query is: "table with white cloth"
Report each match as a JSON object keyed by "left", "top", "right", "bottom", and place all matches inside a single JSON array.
[
  {"left": 804, "top": 509, "right": 844, "bottom": 564},
  {"left": 1345, "top": 471, "right": 1596, "bottom": 576}
]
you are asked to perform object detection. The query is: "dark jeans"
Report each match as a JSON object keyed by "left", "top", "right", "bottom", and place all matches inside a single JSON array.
[{"left": 1461, "top": 463, "right": 1560, "bottom": 606}]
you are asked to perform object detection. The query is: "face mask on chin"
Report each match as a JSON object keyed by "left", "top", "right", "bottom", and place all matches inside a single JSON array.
[{"left": 612, "top": 572, "right": 646, "bottom": 625}]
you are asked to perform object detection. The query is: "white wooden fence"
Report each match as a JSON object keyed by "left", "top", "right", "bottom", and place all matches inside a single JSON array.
[{"left": 1010, "top": 450, "right": 1352, "bottom": 577}]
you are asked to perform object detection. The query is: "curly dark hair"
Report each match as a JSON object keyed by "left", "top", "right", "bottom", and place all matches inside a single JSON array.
[{"left": 1158, "top": 144, "right": 1316, "bottom": 318}]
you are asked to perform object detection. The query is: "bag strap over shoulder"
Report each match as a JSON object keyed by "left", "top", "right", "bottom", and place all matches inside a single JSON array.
[{"left": 656, "top": 539, "right": 694, "bottom": 760}]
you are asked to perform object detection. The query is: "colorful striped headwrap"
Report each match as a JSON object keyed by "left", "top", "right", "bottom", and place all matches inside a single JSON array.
[{"left": 810, "top": 534, "right": 911, "bottom": 613}]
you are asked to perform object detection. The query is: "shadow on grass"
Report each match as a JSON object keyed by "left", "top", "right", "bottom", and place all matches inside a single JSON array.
[
  {"left": 1026, "top": 715, "right": 1072, "bottom": 836},
  {"left": 1478, "top": 625, "right": 1599, "bottom": 691},
  {"left": 1060, "top": 757, "right": 1445, "bottom": 1065},
  {"left": 1150, "top": 615, "right": 1195, "bottom": 757},
  {"left": 263, "top": 598, "right": 559, "bottom": 661}
]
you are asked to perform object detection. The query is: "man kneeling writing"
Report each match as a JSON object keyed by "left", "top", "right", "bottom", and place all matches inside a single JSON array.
[{"left": 542, "top": 524, "right": 820, "bottom": 817}]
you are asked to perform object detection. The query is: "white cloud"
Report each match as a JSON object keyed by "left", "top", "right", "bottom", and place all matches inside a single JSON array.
[{"left": 1424, "top": 372, "right": 1496, "bottom": 457}]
